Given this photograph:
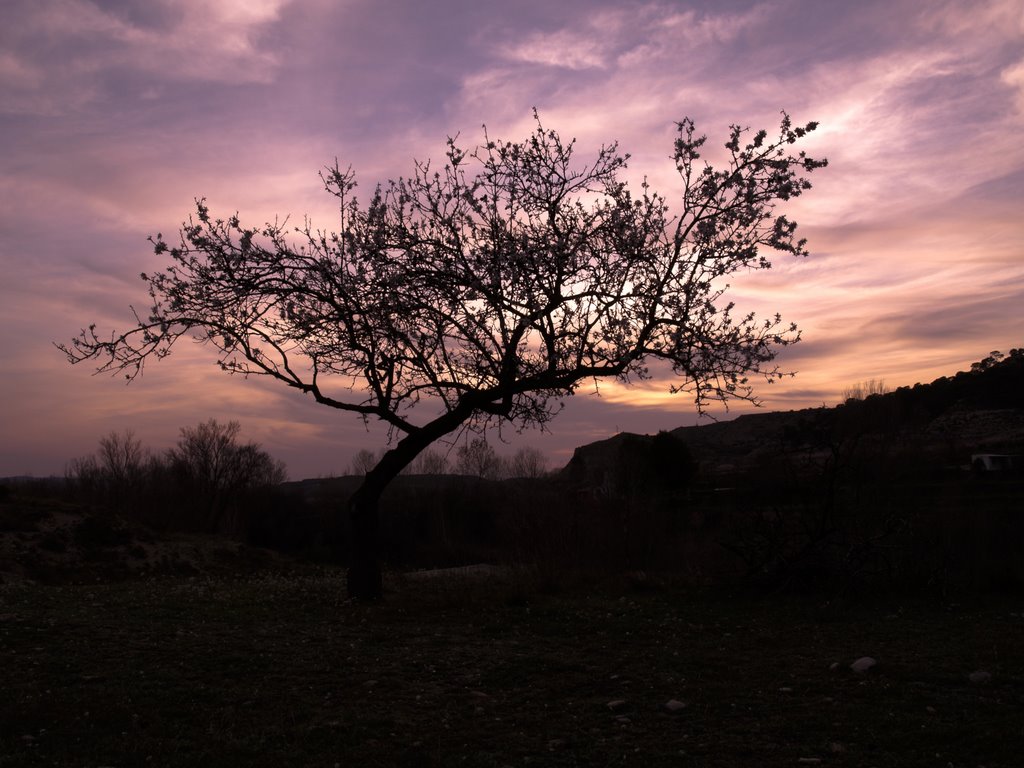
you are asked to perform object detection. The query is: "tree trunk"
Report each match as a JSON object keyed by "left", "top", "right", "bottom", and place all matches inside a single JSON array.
[
  {"left": 344, "top": 405, "right": 476, "bottom": 601},
  {"left": 346, "top": 478, "right": 385, "bottom": 601}
]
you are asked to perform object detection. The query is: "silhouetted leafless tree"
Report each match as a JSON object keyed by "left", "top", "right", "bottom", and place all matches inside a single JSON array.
[
  {"left": 168, "top": 419, "right": 287, "bottom": 532},
  {"left": 508, "top": 446, "right": 549, "bottom": 479},
  {"left": 61, "top": 112, "right": 826, "bottom": 599},
  {"left": 408, "top": 448, "right": 449, "bottom": 475},
  {"left": 67, "top": 429, "right": 149, "bottom": 511},
  {"left": 455, "top": 436, "right": 504, "bottom": 479},
  {"left": 349, "top": 447, "right": 381, "bottom": 476},
  {"left": 841, "top": 379, "right": 888, "bottom": 403}
]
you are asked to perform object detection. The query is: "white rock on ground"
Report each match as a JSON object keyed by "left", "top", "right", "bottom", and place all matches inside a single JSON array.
[
  {"left": 850, "top": 657, "right": 877, "bottom": 673},
  {"left": 968, "top": 670, "right": 992, "bottom": 684}
]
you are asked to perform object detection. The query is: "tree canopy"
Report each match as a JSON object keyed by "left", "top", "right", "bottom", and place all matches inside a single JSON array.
[{"left": 61, "top": 111, "right": 826, "bottom": 598}]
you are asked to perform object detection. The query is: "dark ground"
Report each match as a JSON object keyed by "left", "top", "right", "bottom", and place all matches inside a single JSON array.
[{"left": 2, "top": 566, "right": 1023, "bottom": 767}]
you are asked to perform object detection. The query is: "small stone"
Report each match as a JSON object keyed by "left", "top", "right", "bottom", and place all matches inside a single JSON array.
[
  {"left": 663, "top": 699, "right": 687, "bottom": 712},
  {"left": 968, "top": 670, "right": 992, "bottom": 684},
  {"left": 606, "top": 699, "right": 627, "bottom": 711},
  {"left": 850, "top": 657, "right": 877, "bottom": 673},
  {"left": 829, "top": 662, "right": 841, "bottom": 672}
]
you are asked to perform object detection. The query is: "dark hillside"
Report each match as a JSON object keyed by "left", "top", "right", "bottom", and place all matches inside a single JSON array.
[
  {"left": 675, "top": 347, "right": 1024, "bottom": 474},
  {"left": 560, "top": 349, "right": 1024, "bottom": 592}
]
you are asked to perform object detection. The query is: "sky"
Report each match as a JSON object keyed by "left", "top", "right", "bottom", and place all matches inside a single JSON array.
[{"left": 1, "top": 0, "right": 1022, "bottom": 479}]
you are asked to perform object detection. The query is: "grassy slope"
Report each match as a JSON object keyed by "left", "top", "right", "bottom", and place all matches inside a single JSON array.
[{"left": 2, "top": 571, "right": 1023, "bottom": 767}]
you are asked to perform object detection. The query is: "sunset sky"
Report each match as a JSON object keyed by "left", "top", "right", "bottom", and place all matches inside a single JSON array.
[{"left": 2, "top": 0, "right": 1022, "bottom": 479}]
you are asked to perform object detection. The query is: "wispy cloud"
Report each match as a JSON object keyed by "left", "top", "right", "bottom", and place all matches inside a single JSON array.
[
  {"left": 0, "top": 0, "right": 289, "bottom": 115},
  {"left": 499, "top": 30, "right": 611, "bottom": 70}
]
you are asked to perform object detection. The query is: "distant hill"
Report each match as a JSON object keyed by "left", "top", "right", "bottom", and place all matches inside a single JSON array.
[{"left": 564, "top": 348, "right": 1024, "bottom": 483}]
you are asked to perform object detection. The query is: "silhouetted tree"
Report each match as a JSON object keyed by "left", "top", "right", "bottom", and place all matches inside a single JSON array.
[
  {"left": 841, "top": 379, "right": 888, "bottom": 403},
  {"left": 455, "top": 436, "right": 504, "bottom": 479},
  {"left": 508, "top": 446, "right": 549, "bottom": 479},
  {"left": 168, "top": 419, "right": 287, "bottom": 532},
  {"left": 408, "top": 448, "right": 449, "bottom": 475},
  {"left": 349, "top": 447, "right": 381, "bottom": 476},
  {"left": 67, "top": 429, "right": 149, "bottom": 511},
  {"left": 971, "top": 350, "right": 1012, "bottom": 373},
  {"left": 61, "top": 112, "right": 825, "bottom": 599}
]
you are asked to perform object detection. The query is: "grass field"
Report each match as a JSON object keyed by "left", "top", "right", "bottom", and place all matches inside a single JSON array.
[{"left": 2, "top": 568, "right": 1022, "bottom": 767}]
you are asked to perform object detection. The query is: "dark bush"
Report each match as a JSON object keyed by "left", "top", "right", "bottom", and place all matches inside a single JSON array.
[
  {"left": 38, "top": 529, "right": 68, "bottom": 553},
  {"left": 74, "top": 515, "right": 131, "bottom": 549}
]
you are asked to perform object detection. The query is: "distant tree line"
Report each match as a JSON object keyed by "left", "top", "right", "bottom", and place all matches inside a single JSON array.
[
  {"left": 841, "top": 378, "right": 888, "bottom": 403},
  {"left": 848, "top": 347, "right": 1024, "bottom": 424},
  {"left": 68, "top": 419, "right": 286, "bottom": 534},
  {"left": 348, "top": 438, "right": 549, "bottom": 481}
]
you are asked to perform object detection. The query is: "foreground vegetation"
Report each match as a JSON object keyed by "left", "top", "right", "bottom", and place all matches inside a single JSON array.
[{"left": 2, "top": 567, "right": 1023, "bottom": 767}]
